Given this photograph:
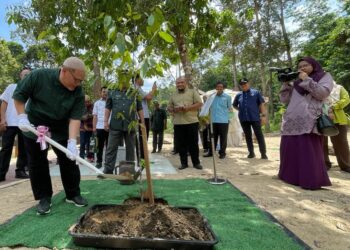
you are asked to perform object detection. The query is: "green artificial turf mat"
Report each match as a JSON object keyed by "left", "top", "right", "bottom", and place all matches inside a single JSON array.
[{"left": 0, "top": 179, "right": 307, "bottom": 249}]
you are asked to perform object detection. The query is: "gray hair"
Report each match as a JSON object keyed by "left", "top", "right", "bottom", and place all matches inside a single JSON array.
[{"left": 62, "top": 57, "right": 86, "bottom": 72}]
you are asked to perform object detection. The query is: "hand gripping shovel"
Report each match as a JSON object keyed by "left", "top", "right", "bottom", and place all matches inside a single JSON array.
[{"left": 25, "top": 125, "right": 132, "bottom": 181}]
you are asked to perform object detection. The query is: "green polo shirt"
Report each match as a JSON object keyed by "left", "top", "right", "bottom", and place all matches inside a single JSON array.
[
  {"left": 151, "top": 108, "right": 167, "bottom": 132},
  {"left": 106, "top": 89, "right": 142, "bottom": 132},
  {"left": 13, "top": 68, "right": 84, "bottom": 141}
]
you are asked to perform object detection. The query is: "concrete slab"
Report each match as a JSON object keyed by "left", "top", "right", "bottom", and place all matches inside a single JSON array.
[{"left": 49, "top": 147, "right": 177, "bottom": 177}]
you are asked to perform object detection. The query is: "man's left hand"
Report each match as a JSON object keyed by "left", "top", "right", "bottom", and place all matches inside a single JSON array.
[{"left": 261, "top": 116, "right": 267, "bottom": 125}]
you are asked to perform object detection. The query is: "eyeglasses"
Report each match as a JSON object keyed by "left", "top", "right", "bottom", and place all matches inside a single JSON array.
[{"left": 68, "top": 69, "right": 84, "bottom": 84}]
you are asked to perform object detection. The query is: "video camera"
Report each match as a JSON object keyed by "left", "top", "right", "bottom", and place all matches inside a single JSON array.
[{"left": 270, "top": 67, "right": 299, "bottom": 82}]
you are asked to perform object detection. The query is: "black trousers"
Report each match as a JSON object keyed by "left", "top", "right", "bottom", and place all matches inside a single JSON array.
[
  {"left": 137, "top": 118, "right": 150, "bottom": 159},
  {"left": 96, "top": 129, "right": 109, "bottom": 163},
  {"left": 23, "top": 136, "right": 81, "bottom": 200},
  {"left": 208, "top": 123, "right": 229, "bottom": 156},
  {"left": 0, "top": 127, "right": 27, "bottom": 178},
  {"left": 174, "top": 123, "right": 200, "bottom": 166},
  {"left": 152, "top": 130, "right": 164, "bottom": 151},
  {"left": 201, "top": 125, "right": 210, "bottom": 150},
  {"left": 173, "top": 126, "right": 178, "bottom": 152},
  {"left": 323, "top": 124, "right": 350, "bottom": 170},
  {"left": 240, "top": 121, "right": 266, "bottom": 155}
]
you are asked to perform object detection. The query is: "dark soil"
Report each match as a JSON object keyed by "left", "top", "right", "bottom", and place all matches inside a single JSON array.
[{"left": 74, "top": 199, "right": 214, "bottom": 241}]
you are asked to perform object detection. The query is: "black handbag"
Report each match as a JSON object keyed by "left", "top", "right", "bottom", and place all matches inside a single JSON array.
[{"left": 317, "top": 113, "right": 339, "bottom": 136}]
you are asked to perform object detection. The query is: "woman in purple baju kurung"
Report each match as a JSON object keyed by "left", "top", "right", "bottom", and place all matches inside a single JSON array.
[{"left": 278, "top": 57, "right": 333, "bottom": 190}]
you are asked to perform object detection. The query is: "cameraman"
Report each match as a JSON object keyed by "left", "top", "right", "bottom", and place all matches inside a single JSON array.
[{"left": 278, "top": 57, "right": 333, "bottom": 190}]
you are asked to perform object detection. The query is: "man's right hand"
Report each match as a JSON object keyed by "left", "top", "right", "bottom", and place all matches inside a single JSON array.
[
  {"left": 104, "top": 122, "right": 109, "bottom": 131},
  {"left": 18, "top": 114, "right": 31, "bottom": 132}
]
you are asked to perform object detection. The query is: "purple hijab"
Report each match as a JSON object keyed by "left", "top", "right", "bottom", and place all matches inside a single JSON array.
[{"left": 294, "top": 57, "right": 326, "bottom": 95}]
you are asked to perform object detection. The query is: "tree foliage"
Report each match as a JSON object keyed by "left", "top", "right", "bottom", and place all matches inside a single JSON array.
[{"left": 0, "top": 40, "right": 20, "bottom": 91}]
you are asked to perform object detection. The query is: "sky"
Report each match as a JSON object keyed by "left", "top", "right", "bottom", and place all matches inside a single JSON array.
[{"left": 0, "top": 0, "right": 25, "bottom": 42}]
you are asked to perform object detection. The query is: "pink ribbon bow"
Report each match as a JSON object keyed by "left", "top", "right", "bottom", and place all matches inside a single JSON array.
[{"left": 36, "top": 126, "right": 49, "bottom": 150}]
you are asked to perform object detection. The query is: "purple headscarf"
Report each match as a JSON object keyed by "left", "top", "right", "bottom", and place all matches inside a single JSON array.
[{"left": 293, "top": 57, "right": 326, "bottom": 95}]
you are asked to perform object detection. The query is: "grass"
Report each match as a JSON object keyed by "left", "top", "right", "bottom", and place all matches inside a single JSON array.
[{"left": 0, "top": 179, "right": 306, "bottom": 249}]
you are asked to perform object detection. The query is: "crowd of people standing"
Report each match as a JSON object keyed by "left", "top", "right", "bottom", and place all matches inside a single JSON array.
[{"left": 0, "top": 55, "right": 348, "bottom": 216}]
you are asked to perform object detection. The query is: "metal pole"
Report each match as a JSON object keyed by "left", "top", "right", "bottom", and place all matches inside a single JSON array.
[{"left": 207, "top": 110, "right": 226, "bottom": 185}]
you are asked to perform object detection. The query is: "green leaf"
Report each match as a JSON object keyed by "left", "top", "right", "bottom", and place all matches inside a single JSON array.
[
  {"left": 124, "top": 35, "right": 133, "bottom": 46},
  {"left": 116, "top": 33, "right": 126, "bottom": 54},
  {"left": 132, "top": 13, "right": 142, "bottom": 20},
  {"left": 116, "top": 112, "right": 125, "bottom": 120},
  {"left": 148, "top": 15, "right": 155, "bottom": 26},
  {"left": 123, "top": 51, "right": 132, "bottom": 65},
  {"left": 37, "top": 31, "right": 48, "bottom": 40},
  {"left": 126, "top": 3, "right": 132, "bottom": 14},
  {"left": 104, "top": 15, "right": 112, "bottom": 28},
  {"left": 47, "top": 35, "right": 56, "bottom": 40},
  {"left": 158, "top": 31, "right": 174, "bottom": 43},
  {"left": 61, "top": 26, "right": 69, "bottom": 33},
  {"left": 108, "top": 26, "right": 116, "bottom": 40},
  {"left": 140, "top": 60, "right": 149, "bottom": 78},
  {"left": 148, "top": 57, "right": 156, "bottom": 66}
]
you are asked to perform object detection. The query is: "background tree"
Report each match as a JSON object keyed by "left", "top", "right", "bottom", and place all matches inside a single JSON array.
[{"left": 0, "top": 40, "right": 21, "bottom": 92}]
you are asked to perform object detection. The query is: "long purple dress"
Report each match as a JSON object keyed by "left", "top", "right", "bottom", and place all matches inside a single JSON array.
[{"left": 279, "top": 69, "right": 333, "bottom": 189}]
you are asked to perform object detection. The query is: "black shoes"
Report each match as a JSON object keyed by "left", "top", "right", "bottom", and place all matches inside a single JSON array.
[
  {"left": 178, "top": 164, "right": 202, "bottom": 170},
  {"left": 15, "top": 171, "right": 29, "bottom": 179},
  {"left": 0, "top": 175, "right": 5, "bottom": 182},
  {"left": 247, "top": 153, "right": 256, "bottom": 158},
  {"left": 193, "top": 164, "right": 203, "bottom": 170},
  {"left": 178, "top": 164, "right": 188, "bottom": 170},
  {"left": 103, "top": 168, "right": 113, "bottom": 174},
  {"left": 219, "top": 154, "right": 226, "bottom": 159},
  {"left": 203, "top": 153, "right": 213, "bottom": 157},
  {"left": 261, "top": 154, "right": 268, "bottom": 160},
  {"left": 341, "top": 167, "right": 350, "bottom": 173},
  {"left": 95, "top": 162, "right": 102, "bottom": 169},
  {"left": 37, "top": 197, "right": 52, "bottom": 215},
  {"left": 171, "top": 150, "right": 178, "bottom": 155},
  {"left": 66, "top": 195, "right": 88, "bottom": 207}
]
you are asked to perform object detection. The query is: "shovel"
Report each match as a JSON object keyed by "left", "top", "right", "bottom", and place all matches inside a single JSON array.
[{"left": 25, "top": 125, "right": 133, "bottom": 181}]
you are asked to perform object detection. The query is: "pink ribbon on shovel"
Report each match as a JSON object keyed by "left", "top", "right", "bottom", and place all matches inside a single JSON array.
[{"left": 36, "top": 126, "right": 49, "bottom": 150}]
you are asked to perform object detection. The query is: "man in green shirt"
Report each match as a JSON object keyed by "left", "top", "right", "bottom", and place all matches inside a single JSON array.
[
  {"left": 151, "top": 101, "right": 167, "bottom": 153},
  {"left": 13, "top": 57, "right": 88, "bottom": 215},
  {"left": 168, "top": 76, "right": 203, "bottom": 170},
  {"left": 103, "top": 82, "right": 144, "bottom": 174}
]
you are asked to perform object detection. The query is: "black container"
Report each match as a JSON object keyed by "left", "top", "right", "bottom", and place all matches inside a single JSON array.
[{"left": 69, "top": 204, "right": 218, "bottom": 250}]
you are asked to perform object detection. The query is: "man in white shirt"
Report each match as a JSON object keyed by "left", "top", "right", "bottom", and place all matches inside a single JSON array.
[
  {"left": 0, "top": 68, "right": 31, "bottom": 181},
  {"left": 92, "top": 87, "right": 108, "bottom": 169},
  {"left": 134, "top": 75, "right": 157, "bottom": 159}
]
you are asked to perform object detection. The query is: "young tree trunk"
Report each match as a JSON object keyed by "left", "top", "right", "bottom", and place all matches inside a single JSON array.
[
  {"left": 232, "top": 46, "right": 239, "bottom": 91},
  {"left": 278, "top": 0, "right": 293, "bottom": 67},
  {"left": 253, "top": 0, "right": 268, "bottom": 96},
  {"left": 93, "top": 59, "right": 101, "bottom": 99},
  {"left": 174, "top": 30, "right": 193, "bottom": 88}
]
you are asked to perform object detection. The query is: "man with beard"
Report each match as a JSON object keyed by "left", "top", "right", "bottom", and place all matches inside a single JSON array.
[{"left": 168, "top": 76, "right": 203, "bottom": 170}]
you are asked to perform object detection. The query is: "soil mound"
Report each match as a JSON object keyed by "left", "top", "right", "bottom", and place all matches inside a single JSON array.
[{"left": 75, "top": 203, "right": 214, "bottom": 241}]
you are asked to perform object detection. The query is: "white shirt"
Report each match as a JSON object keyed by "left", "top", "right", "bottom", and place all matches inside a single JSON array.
[
  {"left": 138, "top": 88, "right": 150, "bottom": 118},
  {"left": 92, "top": 99, "right": 106, "bottom": 129},
  {"left": 0, "top": 84, "right": 19, "bottom": 126}
]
